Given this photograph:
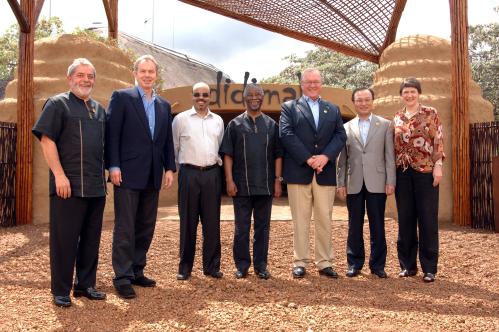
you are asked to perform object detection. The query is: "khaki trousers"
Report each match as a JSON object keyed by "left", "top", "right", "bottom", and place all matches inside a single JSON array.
[{"left": 287, "top": 175, "right": 335, "bottom": 269}]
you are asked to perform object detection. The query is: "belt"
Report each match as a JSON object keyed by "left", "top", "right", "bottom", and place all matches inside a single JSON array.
[{"left": 181, "top": 163, "right": 218, "bottom": 171}]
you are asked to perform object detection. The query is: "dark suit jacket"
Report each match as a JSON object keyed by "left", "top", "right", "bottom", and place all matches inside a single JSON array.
[
  {"left": 279, "top": 96, "right": 346, "bottom": 185},
  {"left": 105, "top": 87, "right": 176, "bottom": 190}
]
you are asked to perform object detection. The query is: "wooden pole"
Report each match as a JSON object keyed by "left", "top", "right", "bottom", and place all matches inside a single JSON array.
[
  {"left": 493, "top": 156, "right": 499, "bottom": 233},
  {"left": 15, "top": 0, "right": 36, "bottom": 225},
  {"left": 449, "top": 0, "right": 470, "bottom": 226},
  {"left": 103, "top": 0, "right": 118, "bottom": 40}
]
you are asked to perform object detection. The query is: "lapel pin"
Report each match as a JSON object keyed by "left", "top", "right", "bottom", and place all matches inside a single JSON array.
[{"left": 324, "top": 110, "right": 328, "bottom": 113}]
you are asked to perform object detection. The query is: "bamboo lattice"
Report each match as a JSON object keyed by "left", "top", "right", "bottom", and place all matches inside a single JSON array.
[
  {"left": 179, "top": 0, "right": 407, "bottom": 63},
  {"left": 0, "top": 122, "right": 17, "bottom": 227},
  {"left": 470, "top": 122, "right": 499, "bottom": 231}
]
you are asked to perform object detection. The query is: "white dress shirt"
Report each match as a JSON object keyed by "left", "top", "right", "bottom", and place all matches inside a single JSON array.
[
  {"left": 357, "top": 114, "right": 372, "bottom": 145},
  {"left": 172, "top": 107, "right": 224, "bottom": 167},
  {"left": 304, "top": 95, "right": 320, "bottom": 128}
]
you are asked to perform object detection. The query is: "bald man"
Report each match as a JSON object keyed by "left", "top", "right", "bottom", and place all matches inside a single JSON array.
[{"left": 172, "top": 82, "right": 225, "bottom": 280}]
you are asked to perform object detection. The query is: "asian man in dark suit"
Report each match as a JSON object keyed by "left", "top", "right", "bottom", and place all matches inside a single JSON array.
[
  {"left": 279, "top": 68, "right": 347, "bottom": 279},
  {"left": 106, "top": 55, "right": 176, "bottom": 299}
]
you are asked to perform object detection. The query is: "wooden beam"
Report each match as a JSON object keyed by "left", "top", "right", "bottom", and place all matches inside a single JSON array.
[
  {"left": 382, "top": 0, "right": 407, "bottom": 51},
  {"left": 179, "top": 0, "right": 379, "bottom": 63},
  {"left": 15, "top": 0, "right": 36, "bottom": 225},
  {"left": 493, "top": 156, "right": 499, "bottom": 232},
  {"left": 449, "top": 0, "right": 470, "bottom": 226},
  {"left": 34, "top": 0, "right": 45, "bottom": 24},
  {"left": 103, "top": 0, "right": 118, "bottom": 40},
  {"left": 7, "top": 0, "right": 30, "bottom": 33}
]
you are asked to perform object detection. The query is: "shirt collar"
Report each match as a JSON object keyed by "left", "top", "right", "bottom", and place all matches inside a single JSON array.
[
  {"left": 136, "top": 85, "right": 156, "bottom": 102},
  {"left": 187, "top": 106, "right": 213, "bottom": 118},
  {"left": 358, "top": 113, "right": 373, "bottom": 123},
  {"left": 304, "top": 95, "right": 321, "bottom": 104}
]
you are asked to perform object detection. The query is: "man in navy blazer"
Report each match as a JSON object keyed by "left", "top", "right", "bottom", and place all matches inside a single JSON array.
[
  {"left": 280, "top": 68, "right": 346, "bottom": 279},
  {"left": 106, "top": 55, "right": 175, "bottom": 299}
]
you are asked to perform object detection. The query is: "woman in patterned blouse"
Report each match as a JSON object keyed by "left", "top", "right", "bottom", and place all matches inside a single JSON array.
[{"left": 393, "top": 77, "right": 444, "bottom": 283}]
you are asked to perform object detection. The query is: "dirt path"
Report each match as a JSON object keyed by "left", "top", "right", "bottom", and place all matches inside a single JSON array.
[{"left": 1, "top": 201, "right": 498, "bottom": 331}]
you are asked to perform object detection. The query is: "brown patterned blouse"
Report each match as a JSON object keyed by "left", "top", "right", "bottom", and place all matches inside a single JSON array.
[{"left": 393, "top": 105, "right": 445, "bottom": 173}]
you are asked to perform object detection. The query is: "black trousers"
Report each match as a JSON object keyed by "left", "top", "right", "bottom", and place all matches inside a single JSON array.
[
  {"left": 395, "top": 167, "right": 439, "bottom": 274},
  {"left": 178, "top": 165, "right": 222, "bottom": 275},
  {"left": 233, "top": 195, "right": 273, "bottom": 272},
  {"left": 112, "top": 186, "right": 159, "bottom": 286},
  {"left": 346, "top": 183, "right": 387, "bottom": 272},
  {"left": 49, "top": 195, "right": 105, "bottom": 296}
]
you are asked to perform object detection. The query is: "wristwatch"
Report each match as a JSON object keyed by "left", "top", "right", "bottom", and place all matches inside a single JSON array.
[{"left": 275, "top": 176, "right": 284, "bottom": 182}]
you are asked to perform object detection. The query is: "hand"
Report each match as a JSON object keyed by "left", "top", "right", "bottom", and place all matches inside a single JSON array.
[
  {"left": 226, "top": 180, "right": 238, "bottom": 197},
  {"left": 55, "top": 173, "right": 71, "bottom": 199},
  {"left": 385, "top": 185, "right": 395, "bottom": 195},
  {"left": 432, "top": 164, "right": 442, "bottom": 187},
  {"left": 314, "top": 154, "right": 329, "bottom": 174},
  {"left": 274, "top": 180, "right": 282, "bottom": 198},
  {"left": 336, "top": 186, "right": 346, "bottom": 200},
  {"left": 163, "top": 170, "right": 174, "bottom": 189},
  {"left": 110, "top": 169, "right": 122, "bottom": 186}
]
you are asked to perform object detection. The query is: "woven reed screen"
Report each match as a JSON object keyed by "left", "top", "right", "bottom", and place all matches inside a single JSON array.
[
  {"left": 470, "top": 121, "right": 499, "bottom": 231},
  {"left": 179, "top": 0, "right": 406, "bottom": 63},
  {"left": 0, "top": 122, "right": 16, "bottom": 227}
]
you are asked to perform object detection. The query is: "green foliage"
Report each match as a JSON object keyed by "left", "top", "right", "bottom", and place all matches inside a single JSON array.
[
  {"left": 71, "top": 27, "right": 108, "bottom": 44},
  {"left": 261, "top": 47, "right": 378, "bottom": 90},
  {"left": 469, "top": 7, "right": 499, "bottom": 120},
  {"left": 0, "top": 16, "right": 63, "bottom": 80}
]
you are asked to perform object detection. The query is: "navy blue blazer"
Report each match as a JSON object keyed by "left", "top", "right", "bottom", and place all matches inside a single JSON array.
[
  {"left": 279, "top": 96, "right": 346, "bottom": 185},
  {"left": 105, "top": 87, "right": 176, "bottom": 190}
]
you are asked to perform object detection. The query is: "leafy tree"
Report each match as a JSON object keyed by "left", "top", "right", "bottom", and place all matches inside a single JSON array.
[
  {"left": 0, "top": 16, "right": 63, "bottom": 80},
  {"left": 469, "top": 7, "right": 498, "bottom": 120},
  {"left": 261, "top": 47, "right": 378, "bottom": 90}
]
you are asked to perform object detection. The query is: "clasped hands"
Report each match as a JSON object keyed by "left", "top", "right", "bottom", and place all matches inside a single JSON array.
[{"left": 307, "top": 154, "right": 329, "bottom": 174}]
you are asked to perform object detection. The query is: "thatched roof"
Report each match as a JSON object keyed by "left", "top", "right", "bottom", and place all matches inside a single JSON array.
[{"left": 118, "top": 32, "right": 226, "bottom": 89}]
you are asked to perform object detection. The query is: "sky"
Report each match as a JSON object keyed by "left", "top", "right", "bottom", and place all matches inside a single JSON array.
[{"left": 1, "top": 0, "right": 498, "bottom": 82}]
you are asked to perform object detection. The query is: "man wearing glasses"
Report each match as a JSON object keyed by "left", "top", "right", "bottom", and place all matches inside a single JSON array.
[
  {"left": 172, "top": 82, "right": 225, "bottom": 281},
  {"left": 33, "top": 58, "right": 107, "bottom": 307},
  {"left": 280, "top": 68, "right": 346, "bottom": 279},
  {"left": 336, "top": 88, "right": 395, "bottom": 279},
  {"left": 106, "top": 55, "right": 176, "bottom": 299}
]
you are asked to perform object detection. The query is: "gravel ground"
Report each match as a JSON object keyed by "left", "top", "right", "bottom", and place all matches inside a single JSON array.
[{"left": 0, "top": 199, "right": 498, "bottom": 332}]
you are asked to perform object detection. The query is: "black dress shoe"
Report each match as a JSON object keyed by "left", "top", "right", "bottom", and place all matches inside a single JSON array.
[
  {"left": 346, "top": 268, "right": 361, "bottom": 278},
  {"left": 234, "top": 270, "right": 248, "bottom": 279},
  {"left": 423, "top": 273, "right": 436, "bottom": 283},
  {"left": 114, "top": 284, "right": 136, "bottom": 299},
  {"left": 319, "top": 267, "right": 339, "bottom": 278},
  {"left": 371, "top": 270, "right": 388, "bottom": 278},
  {"left": 399, "top": 269, "right": 418, "bottom": 277},
  {"left": 53, "top": 295, "right": 71, "bottom": 307},
  {"left": 131, "top": 276, "right": 156, "bottom": 287},
  {"left": 292, "top": 266, "right": 306, "bottom": 278},
  {"left": 255, "top": 269, "right": 271, "bottom": 280},
  {"left": 205, "top": 271, "right": 223, "bottom": 279},
  {"left": 73, "top": 287, "right": 107, "bottom": 300},
  {"left": 176, "top": 273, "right": 191, "bottom": 281}
]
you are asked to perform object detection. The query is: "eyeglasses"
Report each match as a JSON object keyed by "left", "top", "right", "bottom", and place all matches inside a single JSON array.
[
  {"left": 354, "top": 98, "right": 373, "bottom": 104},
  {"left": 302, "top": 81, "right": 322, "bottom": 86},
  {"left": 193, "top": 92, "right": 210, "bottom": 98}
]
